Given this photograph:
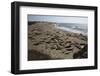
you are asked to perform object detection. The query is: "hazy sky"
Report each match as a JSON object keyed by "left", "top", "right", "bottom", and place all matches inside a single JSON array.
[{"left": 28, "top": 15, "right": 88, "bottom": 24}]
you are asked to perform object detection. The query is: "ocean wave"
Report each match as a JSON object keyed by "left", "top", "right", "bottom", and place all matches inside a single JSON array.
[{"left": 55, "top": 25, "right": 87, "bottom": 35}]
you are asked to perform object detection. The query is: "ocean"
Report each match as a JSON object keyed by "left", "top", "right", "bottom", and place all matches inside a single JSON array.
[{"left": 55, "top": 23, "right": 88, "bottom": 35}]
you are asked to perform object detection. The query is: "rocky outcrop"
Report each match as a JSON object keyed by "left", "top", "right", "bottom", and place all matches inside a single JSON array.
[
  {"left": 73, "top": 44, "right": 88, "bottom": 58},
  {"left": 28, "top": 22, "right": 87, "bottom": 60}
]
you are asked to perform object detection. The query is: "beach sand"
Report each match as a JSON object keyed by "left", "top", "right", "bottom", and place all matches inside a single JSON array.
[{"left": 28, "top": 22, "right": 88, "bottom": 61}]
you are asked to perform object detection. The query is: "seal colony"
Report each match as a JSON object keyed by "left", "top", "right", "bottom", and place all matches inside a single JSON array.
[{"left": 28, "top": 22, "right": 88, "bottom": 60}]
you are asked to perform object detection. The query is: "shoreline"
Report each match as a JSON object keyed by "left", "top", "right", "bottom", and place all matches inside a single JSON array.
[{"left": 28, "top": 22, "right": 88, "bottom": 60}]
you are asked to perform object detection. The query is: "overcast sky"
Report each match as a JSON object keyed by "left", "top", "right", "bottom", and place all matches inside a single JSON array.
[{"left": 28, "top": 15, "right": 88, "bottom": 24}]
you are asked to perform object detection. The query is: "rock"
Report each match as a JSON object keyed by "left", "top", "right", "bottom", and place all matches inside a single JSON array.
[{"left": 73, "top": 44, "right": 88, "bottom": 58}]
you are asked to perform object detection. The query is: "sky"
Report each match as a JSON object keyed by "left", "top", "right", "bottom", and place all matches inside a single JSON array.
[{"left": 28, "top": 15, "right": 88, "bottom": 24}]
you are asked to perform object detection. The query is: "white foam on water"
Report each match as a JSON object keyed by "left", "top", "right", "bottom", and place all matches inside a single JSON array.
[{"left": 55, "top": 25, "right": 87, "bottom": 35}]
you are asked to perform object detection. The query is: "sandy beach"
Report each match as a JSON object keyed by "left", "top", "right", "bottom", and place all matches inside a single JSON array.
[{"left": 28, "top": 22, "right": 88, "bottom": 61}]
